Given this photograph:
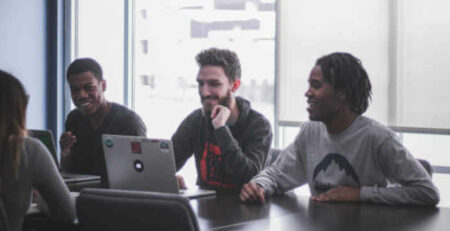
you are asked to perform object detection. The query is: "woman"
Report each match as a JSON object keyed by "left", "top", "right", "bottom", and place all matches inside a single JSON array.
[{"left": 0, "top": 70, "right": 75, "bottom": 231}]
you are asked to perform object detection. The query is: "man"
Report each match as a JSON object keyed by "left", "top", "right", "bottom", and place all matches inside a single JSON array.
[
  {"left": 172, "top": 48, "right": 272, "bottom": 192},
  {"left": 60, "top": 58, "right": 147, "bottom": 186},
  {"left": 240, "top": 52, "right": 439, "bottom": 205}
]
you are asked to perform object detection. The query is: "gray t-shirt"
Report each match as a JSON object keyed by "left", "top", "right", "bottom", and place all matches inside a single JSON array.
[
  {"left": 1, "top": 137, "right": 75, "bottom": 231},
  {"left": 252, "top": 116, "right": 440, "bottom": 205}
]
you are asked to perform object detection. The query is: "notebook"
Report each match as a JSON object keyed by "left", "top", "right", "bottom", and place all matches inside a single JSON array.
[
  {"left": 27, "top": 129, "right": 100, "bottom": 183},
  {"left": 102, "top": 134, "right": 216, "bottom": 199}
]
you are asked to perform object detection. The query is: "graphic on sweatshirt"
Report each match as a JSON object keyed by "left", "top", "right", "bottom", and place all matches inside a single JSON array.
[
  {"left": 200, "top": 143, "right": 236, "bottom": 188},
  {"left": 312, "top": 153, "right": 360, "bottom": 193}
]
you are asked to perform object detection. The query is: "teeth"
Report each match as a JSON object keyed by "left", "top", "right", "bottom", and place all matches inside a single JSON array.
[{"left": 81, "top": 102, "right": 90, "bottom": 107}]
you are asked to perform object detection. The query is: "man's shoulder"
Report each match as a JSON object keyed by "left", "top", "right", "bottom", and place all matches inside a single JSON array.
[
  {"left": 359, "top": 116, "right": 394, "bottom": 135},
  {"left": 247, "top": 108, "right": 271, "bottom": 127},
  {"left": 109, "top": 103, "right": 141, "bottom": 119}
]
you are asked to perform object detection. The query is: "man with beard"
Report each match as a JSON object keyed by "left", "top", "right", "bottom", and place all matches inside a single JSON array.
[
  {"left": 240, "top": 52, "right": 439, "bottom": 205},
  {"left": 60, "top": 58, "right": 147, "bottom": 187},
  {"left": 172, "top": 48, "right": 272, "bottom": 192}
]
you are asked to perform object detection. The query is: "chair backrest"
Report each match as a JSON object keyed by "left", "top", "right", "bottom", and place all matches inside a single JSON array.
[
  {"left": 77, "top": 188, "right": 199, "bottom": 231},
  {"left": 0, "top": 197, "right": 9, "bottom": 231},
  {"left": 417, "top": 158, "right": 433, "bottom": 177},
  {"left": 265, "top": 148, "right": 282, "bottom": 168}
]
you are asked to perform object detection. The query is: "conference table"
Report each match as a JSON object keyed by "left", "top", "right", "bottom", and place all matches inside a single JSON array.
[
  {"left": 26, "top": 189, "right": 450, "bottom": 231},
  {"left": 191, "top": 191, "right": 450, "bottom": 231}
]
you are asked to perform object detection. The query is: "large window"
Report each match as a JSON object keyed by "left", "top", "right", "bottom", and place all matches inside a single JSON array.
[
  {"left": 133, "top": 0, "right": 276, "bottom": 139},
  {"left": 70, "top": 0, "right": 450, "bottom": 198},
  {"left": 72, "top": 0, "right": 276, "bottom": 187}
]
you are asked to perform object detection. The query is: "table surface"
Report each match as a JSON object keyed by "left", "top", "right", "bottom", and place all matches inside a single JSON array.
[
  {"left": 26, "top": 189, "right": 450, "bottom": 231},
  {"left": 191, "top": 191, "right": 450, "bottom": 231}
]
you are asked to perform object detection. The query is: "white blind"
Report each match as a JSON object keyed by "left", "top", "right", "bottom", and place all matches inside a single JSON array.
[{"left": 278, "top": 0, "right": 450, "bottom": 130}]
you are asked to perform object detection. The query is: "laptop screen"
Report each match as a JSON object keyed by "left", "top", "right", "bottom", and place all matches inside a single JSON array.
[{"left": 28, "top": 129, "right": 60, "bottom": 169}]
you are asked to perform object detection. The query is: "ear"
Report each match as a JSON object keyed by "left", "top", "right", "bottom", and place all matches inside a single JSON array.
[
  {"left": 101, "top": 80, "right": 107, "bottom": 92},
  {"left": 231, "top": 79, "right": 241, "bottom": 92}
]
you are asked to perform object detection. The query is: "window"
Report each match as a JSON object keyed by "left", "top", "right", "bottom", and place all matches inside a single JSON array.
[{"left": 133, "top": 0, "right": 276, "bottom": 139}]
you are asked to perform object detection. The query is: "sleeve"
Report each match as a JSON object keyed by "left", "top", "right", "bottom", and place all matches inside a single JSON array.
[
  {"left": 61, "top": 112, "right": 76, "bottom": 172},
  {"left": 122, "top": 111, "right": 147, "bottom": 137},
  {"left": 30, "top": 140, "right": 76, "bottom": 222},
  {"left": 359, "top": 136, "right": 440, "bottom": 206},
  {"left": 214, "top": 117, "right": 272, "bottom": 185},
  {"left": 251, "top": 130, "right": 308, "bottom": 197},
  {"left": 171, "top": 114, "right": 195, "bottom": 171}
]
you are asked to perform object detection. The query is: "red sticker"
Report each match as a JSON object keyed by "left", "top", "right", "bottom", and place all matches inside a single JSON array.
[{"left": 131, "top": 141, "right": 142, "bottom": 154}]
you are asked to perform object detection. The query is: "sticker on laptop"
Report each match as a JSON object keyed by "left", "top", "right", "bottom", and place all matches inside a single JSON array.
[
  {"left": 104, "top": 138, "right": 114, "bottom": 148},
  {"left": 133, "top": 160, "right": 144, "bottom": 172},
  {"left": 160, "top": 141, "right": 170, "bottom": 153},
  {"left": 131, "top": 141, "right": 142, "bottom": 154}
]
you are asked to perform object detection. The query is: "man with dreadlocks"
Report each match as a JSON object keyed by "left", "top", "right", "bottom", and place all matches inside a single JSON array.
[
  {"left": 240, "top": 52, "right": 439, "bottom": 205},
  {"left": 172, "top": 47, "right": 272, "bottom": 192}
]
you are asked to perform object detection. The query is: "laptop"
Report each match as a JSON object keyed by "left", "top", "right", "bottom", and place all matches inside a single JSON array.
[
  {"left": 102, "top": 134, "right": 216, "bottom": 199},
  {"left": 27, "top": 129, "right": 100, "bottom": 183}
]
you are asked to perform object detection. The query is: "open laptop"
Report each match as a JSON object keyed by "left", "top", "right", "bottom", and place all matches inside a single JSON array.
[
  {"left": 102, "top": 134, "right": 216, "bottom": 199},
  {"left": 27, "top": 129, "right": 100, "bottom": 184}
]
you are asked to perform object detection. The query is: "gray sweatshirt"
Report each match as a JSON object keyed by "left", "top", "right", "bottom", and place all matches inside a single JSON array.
[
  {"left": 1, "top": 137, "right": 75, "bottom": 231},
  {"left": 252, "top": 116, "right": 440, "bottom": 205}
]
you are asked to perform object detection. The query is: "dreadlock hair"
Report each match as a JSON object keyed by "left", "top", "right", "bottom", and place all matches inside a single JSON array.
[
  {"left": 196, "top": 47, "right": 241, "bottom": 82},
  {"left": 316, "top": 52, "right": 372, "bottom": 115},
  {"left": 0, "top": 70, "right": 28, "bottom": 191}
]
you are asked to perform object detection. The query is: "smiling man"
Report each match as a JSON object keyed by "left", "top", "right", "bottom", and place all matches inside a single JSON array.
[
  {"left": 240, "top": 52, "right": 439, "bottom": 205},
  {"left": 172, "top": 48, "right": 272, "bottom": 192},
  {"left": 60, "top": 58, "right": 146, "bottom": 187}
]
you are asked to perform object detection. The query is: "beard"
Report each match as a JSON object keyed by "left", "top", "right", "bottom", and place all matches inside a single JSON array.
[{"left": 201, "top": 91, "right": 232, "bottom": 118}]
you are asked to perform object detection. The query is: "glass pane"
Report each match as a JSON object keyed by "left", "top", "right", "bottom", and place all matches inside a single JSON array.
[
  {"left": 133, "top": 0, "right": 276, "bottom": 139},
  {"left": 278, "top": 0, "right": 390, "bottom": 124},
  {"left": 396, "top": 0, "right": 450, "bottom": 129},
  {"left": 76, "top": 0, "right": 124, "bottom": 105}
]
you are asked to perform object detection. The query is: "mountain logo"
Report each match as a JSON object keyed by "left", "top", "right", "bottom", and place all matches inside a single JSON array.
[{"left": 312, "top": 153, "right": 360, "bottom": 193}]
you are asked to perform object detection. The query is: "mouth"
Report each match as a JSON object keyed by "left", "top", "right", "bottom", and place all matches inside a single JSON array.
[
  {"left": 78, "top": 101, "right": 92, "bottom": 110},
  {"left": 307, "top": 100, "right": 317, "bottom": 111}
]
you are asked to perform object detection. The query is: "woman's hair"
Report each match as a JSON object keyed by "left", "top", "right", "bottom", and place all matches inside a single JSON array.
[{"left": 0, "top": 70, "right": 28, "bottom": 191}]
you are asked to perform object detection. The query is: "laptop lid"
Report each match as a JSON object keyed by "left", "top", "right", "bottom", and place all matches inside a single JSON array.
[
  {"left": 28, "top": 129, "right": 101, "bottom": 183},
  {"left": 27, "top": 129, "right": 60, "bottom": 169},
  {"left": 102, "top": 134, "right": 179, "bottom": 194}
]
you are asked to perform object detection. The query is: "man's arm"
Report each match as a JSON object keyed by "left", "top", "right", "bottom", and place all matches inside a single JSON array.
[
  {"left": 359, "top": 137, "right": 440, "bottom": 205},
  {"left": 60, "top": 113, "right": 77, "bottom": 172},
  {"left": 250, "top": 138, "right": 308, "bottom": 198},
  {"left": 214, "top": 117, "right": 272, "bottom": 185},
  {"left": 122, "top": 111, "right": 147, "bottom": 137},
  {"left": 171, "top": 113, "right": 196, "bottom": 171}
]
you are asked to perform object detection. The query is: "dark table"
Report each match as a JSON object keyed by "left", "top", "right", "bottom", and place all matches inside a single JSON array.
[
  {"left": 191, "top": 192, "right": 450, "bottom": 231},
  {"left": 25, "top": 190, "right": 450, "bottom": 231}
]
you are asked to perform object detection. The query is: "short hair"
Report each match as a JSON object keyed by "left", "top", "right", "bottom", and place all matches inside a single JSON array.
[
  {"left": 195, "top": 48, "right": 241, "bottom": 82},
  {"left": 316, "top": 52, "right": 372, "bottom": 115},
  {"left": 67, "top": 58, "right": 103, "bottom": 81}
]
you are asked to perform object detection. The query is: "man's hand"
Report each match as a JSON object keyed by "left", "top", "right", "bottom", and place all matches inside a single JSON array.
[
  {"left": 240, "top": 182, "right": 266, "bottom": 203},
  {"left": 310, "top": 186, "right": 360, "bottom": 202},
  {"left": 210, "top": 105, "right": 231, "bottom": 129},
  {"left": 176, "top": 175, "right": 187, "bottom": 189},
  {"left": 60, "top": 131, "right": 76, "bottom": 157}
]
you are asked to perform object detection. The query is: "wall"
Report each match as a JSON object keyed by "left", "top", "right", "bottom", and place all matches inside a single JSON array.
[{"left": 0, "top": 0, "right": 48, "bottom": 129}]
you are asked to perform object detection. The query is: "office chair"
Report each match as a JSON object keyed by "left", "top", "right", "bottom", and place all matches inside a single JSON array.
[
  {"left": 417, "top": 158, "right": 433, "bottom": 177},
  {"left": 77, "top": 188, "right": 199, "bottom": 231},
  {"left": 265, "top": 148, "right": 282, "bottom": 168}
]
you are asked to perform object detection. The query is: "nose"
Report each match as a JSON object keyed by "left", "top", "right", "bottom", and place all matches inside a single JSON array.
[
  {"left": 305, "top": 87, "right": 312, "bottom": 98},
  {"left": 78, "top": 89, "right": 89, "bottom": 99},
  {"left": 200, "top": 84, "right": 212, "bottom": 97}
]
